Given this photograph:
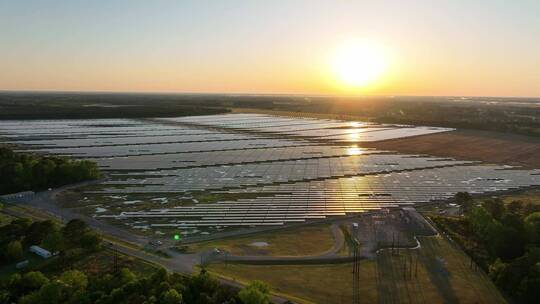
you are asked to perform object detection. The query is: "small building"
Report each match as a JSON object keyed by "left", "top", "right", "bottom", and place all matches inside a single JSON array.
[
  {"left": 16, "top": 260, "right": 29, "bottom": 269},
  {"left": 29, "top": 245, "right": 52, "bottom": 259},
  {"left": 0, "top": 191, "right": 35, "bottom": 203}
]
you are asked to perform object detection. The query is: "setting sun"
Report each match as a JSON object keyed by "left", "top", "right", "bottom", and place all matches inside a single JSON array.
[{"left": 332, "top": 41, "right": 389, "bottom": 89}]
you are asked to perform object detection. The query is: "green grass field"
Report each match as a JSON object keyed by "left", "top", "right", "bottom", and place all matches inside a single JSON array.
[
  {"left": 498, "top": 188, "right": 540, "bottom": 205},
  {"left": 0, "top": 212, "right": 12, "bottom": 226},
  {"left": 189, "top": 224, "right": 336, "bottom": 256},
  {"left": 208, "top": 235, "right": 506, "bottom": 304}
]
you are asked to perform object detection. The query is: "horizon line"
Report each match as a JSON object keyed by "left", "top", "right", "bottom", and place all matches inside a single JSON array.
[{"left": 0, "top": 89, "right": 539, "bottom": 100}]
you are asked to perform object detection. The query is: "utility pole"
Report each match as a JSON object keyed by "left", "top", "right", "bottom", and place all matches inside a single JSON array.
[
  {"left": 109, "top": 242, "right": 118, "bottom": 273},
  {"left": 396, "top": 232, "right": 399, "bottom": 255},
  {"left": 352, "top": 240, "right": 360, "bottom": 304},
  {"left": 409, "top": 253, "right": 413, "bottom": 279},
  {"left": 415, "top": 251, "right": 419, "bottom": 278},
  {"left": 392, "top": 233, "right": 395, "bottom": 255}
]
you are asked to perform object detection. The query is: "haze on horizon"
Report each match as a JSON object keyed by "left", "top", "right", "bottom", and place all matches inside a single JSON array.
[{"left": 1, "top": 0, "right": 539, "bottom": 97}]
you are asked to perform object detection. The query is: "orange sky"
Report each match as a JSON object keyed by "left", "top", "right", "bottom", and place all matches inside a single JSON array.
[{"left": 1, "top": 1, "right": 539, "bottom": 97}]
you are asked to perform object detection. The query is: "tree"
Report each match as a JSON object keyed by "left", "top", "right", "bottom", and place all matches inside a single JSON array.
[
  {"left": 21, "top": 272, "right": 49, "bottom": 291},
  {"left": 525, "top": 212, "right": 540, "bottom": 244},
  {"left": 24, "top": 220, "right": 57, "bottom": 247},
  {"left": 0, "top": 218, "right": 31, "bottom": 243},
  {"left": 469, "top": 207, "right": 493, "bottom": 240},
  {"left": 80, "top": 231, "right": 102, "bottom": 251},
  {"left": 161, "top": 289, "right": 182, "bottom": 304},
  {"left": 5, "top": 240, "right": 23, "bottom": 262},
  {"left": 238, "top": 281, "right": 270, "bottom": 304},
  {"left": 35, "top": 281, "right": 65, "bottom": 304},
  {"left": 150, "top": 268, "right": 170, "bottom": 286},
  {"left": 59, "top": 270, "right": 88, "bottom": 293},
  {"left": 483, "top": 199, "right": 505, "bottom": 220},
  {"left": 507, "top": 200, "right": 524, "bottom": 215},
  {"left": 0, "top": 146, "right": 100, "bottom": 195},
  {"left": 455, "top": 192, "right": 473, "bottom": 214},
  {"left": 42, "top": 230, "right": 64, "bottom": 253},
  {"left": 63, "top": 219, "right": 88, "bottom": 246},
  {"left": 485, "top": 222, "right": 524, "bottom": 260},
  {"left": 184, "top": 269, "right": 219, "bottom": 304},
  {"left": 118, "top": 268, "right": 137, "bottom": 285}
]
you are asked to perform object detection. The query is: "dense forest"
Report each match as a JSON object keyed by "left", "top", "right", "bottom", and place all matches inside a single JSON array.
[
  {"left": 0, "top": 92, "right": 228, "bottom": 120},
  {"left": 432, "top": 193, "right": 540, "bottom": 303},
  {"left": 0, "top": 266, "right": 271, "bottom": 304},
  {"left": 0, "top": 147, "right": 100, "bottom": 195},
  {"left": 0, "top": 218, "right": 272, "bottom": 304}
]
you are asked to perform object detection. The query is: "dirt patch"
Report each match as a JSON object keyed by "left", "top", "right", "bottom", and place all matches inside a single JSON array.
[{"left": 361, "top": 129, "right": 540, "bottom": 169}]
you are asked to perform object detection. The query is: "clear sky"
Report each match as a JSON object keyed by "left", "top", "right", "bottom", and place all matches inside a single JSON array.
[{"left": 1, "top": 0, "right": 539, "bottom": 97}]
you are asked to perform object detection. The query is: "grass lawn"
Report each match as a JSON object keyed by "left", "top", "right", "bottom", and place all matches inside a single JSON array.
[
  {"left": 208, "top": 263, "right": 364, "bottom": 304},
  {"left": 188, "top": 224, "right": 336, "bottom": 256},
  {"left": 207, "top": 235, "right": 506, "bottom": 304},
  {"left": 0, "top": 212, "right": 13, "bottom": 226},
  {"left": 497, "top": 188, "right": 540, "bottom": 205}
]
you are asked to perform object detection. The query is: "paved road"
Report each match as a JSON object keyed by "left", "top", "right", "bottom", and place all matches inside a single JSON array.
[
  {"left": 22, "top": 181, "right": 149, "bottom": 246},
  {"left": 5, "top": 183, "right": 291, "bottom": 303}
]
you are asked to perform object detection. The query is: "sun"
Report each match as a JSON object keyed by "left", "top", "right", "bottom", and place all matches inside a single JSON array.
[{"left": 332, "top": 41, "right": 388, "bottom": 89}]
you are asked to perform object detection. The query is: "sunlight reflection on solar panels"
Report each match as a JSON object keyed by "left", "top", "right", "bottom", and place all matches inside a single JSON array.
[{"left": 1, "top": 113, "right": 538, "bottom": 235}]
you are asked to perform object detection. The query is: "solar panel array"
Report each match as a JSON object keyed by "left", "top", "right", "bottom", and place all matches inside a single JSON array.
[
  {"left": 1, "top": 114, "right": 538, "bottom": 234},
  {"left": 158, "top": 114, "right": 454, "bottom": 143},
  {"left": 118, "top": 166, "right": 540, "bottom": 227}
]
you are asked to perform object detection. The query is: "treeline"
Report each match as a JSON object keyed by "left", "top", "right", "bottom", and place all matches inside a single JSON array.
[
  {"left": 0, "top": 218, "right": 102, "bottom": 267},
  {"left": 0, "top": 92, "right": 229, "bottom": 120},
  {"left": 2, "top": 92, "right": 538, "bottom": 137},
  {"left": 0, "top": 217, "right": 273, "bottom": 304},
  {"left": 0, "top": 147, "right": 100, "bottom": 195},
  {"left": 1, "top": 267, "right": 271, "bottom": 304},
  {"left": 432, "top": 193, "right": 540, "bottom": 303}
]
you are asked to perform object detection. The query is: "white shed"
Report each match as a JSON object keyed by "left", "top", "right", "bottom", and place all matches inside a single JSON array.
[{"left": 29, "top": 245, "right": 52, "bottom": 259}]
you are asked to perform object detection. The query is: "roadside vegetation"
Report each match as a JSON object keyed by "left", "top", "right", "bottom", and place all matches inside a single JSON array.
[
  {"left": 0, "top": 147, "right": 100, "bottom": 195},
  {"left": 430, "top": 192, "right": 540, "bottom": 303},
  {"left": 0, "top": 216, "right": 273, "bottom": 304},
  {"left": 0, "top": 267, "right": 271, "bottom": 304},
  {"left": 0, "top": 218, "right": 102, "bottom": 270}
]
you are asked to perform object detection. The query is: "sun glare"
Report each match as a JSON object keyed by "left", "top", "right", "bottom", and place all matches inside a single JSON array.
[{"left": 332, "top": 41, "right": 388, "bottom": 89}]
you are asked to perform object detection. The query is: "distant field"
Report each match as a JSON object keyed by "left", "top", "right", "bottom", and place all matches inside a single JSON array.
[
  {"left": 498, "top": 188, "right": 540, "bottom": 205},
  {"left": 362, "top": 129, "right": 540, "bottom": 169},
  {"left": 208, "top": 236, "right": 506, "bottom": 304}
]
